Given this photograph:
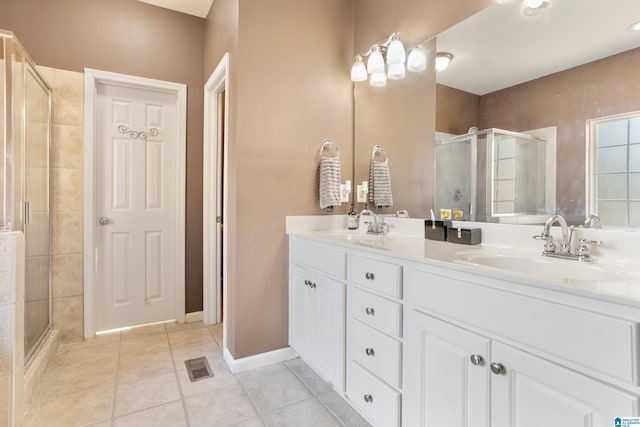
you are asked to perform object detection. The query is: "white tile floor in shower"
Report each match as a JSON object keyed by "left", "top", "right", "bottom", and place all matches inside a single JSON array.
[{"left": 21, "top": 322, "right": 371, "bottom": 427}]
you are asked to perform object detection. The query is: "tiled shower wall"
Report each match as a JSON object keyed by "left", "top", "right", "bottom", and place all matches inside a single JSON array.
[{"left": 36, "top": 66, "right": 84, "bottom": 343}]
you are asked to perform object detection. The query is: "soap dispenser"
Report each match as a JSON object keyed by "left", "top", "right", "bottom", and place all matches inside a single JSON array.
[{"left": 347, "top": 204, "right": 359, "bottom": 230}]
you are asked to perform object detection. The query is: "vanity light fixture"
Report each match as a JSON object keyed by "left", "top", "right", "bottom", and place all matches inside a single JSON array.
[
  {"left": 435, "top": 52, "right": 453, "bottom": 72},
  {"left": 520, "top": 0, "right": 552, "bottom": 17},
  {"left": 351, "top": 31, "right": 407, "bottom": 87}
]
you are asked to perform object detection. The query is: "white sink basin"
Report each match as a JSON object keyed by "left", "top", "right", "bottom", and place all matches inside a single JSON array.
[{"left": 455, "top": 252, "right": 632, "bottom": 284}]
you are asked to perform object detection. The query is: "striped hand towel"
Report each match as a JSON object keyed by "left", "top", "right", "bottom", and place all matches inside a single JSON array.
[
  {"left": 369, "top": 159, "right": 393, "bottom": 208},
  {"left": 319, "top": 157, "right": 342, "bottom": 209}
]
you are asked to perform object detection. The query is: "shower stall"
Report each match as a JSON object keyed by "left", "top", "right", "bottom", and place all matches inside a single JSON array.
[
  {"left": 1, "top": 30, "right": 52, "bottom": 363},
  {"left": 435, "top": 128, "right": 554, "bottom": 223}
]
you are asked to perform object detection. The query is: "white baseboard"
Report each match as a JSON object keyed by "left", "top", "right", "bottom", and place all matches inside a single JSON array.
[
  {"left": 185, "top": 311, "right": 203, "bottom": 323},
  {"left": 223, "top": 346, "right": 298, "bottom": 374}
]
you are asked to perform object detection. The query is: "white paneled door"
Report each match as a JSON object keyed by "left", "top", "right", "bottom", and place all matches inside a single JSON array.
[{"left": 94, "top": 82, "right": 179, "bottom": 331}]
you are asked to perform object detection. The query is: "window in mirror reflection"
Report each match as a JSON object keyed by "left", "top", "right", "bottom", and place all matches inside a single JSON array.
[{"left": 588, "top": 112, "right": 640, "bottom": 227}]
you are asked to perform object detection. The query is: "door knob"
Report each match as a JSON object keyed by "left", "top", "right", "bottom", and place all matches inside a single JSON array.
[
  {"left": 99, "top": 217, "right": 110, "bottom": 225},
  {"left": 470, "top": 354, "right": 484, "bottom": 366},
  {"left": 490, "top": 362, "right": 505, "bottom": 375}
]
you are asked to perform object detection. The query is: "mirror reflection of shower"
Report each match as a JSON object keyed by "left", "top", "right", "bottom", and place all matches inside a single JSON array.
[{"left": 435, "top": 127, "right": 556, "bottom": 224}]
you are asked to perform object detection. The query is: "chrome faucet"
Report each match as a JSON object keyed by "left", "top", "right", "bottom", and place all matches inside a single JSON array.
[
  {"left": 533, "top": 214, "right": 602, "bottom": 262},
  {"left": 584, "top": 214, "right": 602, "bottom": 229},
  {"left": 359, "top": 207, "right": 385, "bottom": 235}
]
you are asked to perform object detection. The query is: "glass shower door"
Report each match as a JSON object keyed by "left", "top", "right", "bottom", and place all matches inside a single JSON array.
[{"left": 23, "top": 64, "right": 51, "bottom": 362}]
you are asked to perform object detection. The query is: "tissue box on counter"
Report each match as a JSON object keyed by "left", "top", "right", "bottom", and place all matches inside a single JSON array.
[
  {"left": 424, "top": 220, "right": 452, "bottom": 241},
  {"left": 447, "top": 227, "right": 482, "bottom": 245}
]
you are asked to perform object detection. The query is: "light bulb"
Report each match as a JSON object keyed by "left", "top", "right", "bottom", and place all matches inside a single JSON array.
[
  {"left": 386, "top": 37, "right": 406, "bottom": 65},
  {"left": 351, "top": 55, "right": 368, "bottom": 82},
  {"left": 367, "top": 45, "right": 385, "bottom": 74},
  {"left": 520, "top": 0, "right": 551, "bottom": 16},
  {"left": 435, "top": 52, "right": 453, "bottom": 72},
  {"left": 407, "top": 46, "right": 427, "bottom": 72},
  {"left": 387, "top": 62, "right": 406, "bottom": 80},
  {"left": 370, "top": 71, "right": 387, "bottom": 87}
]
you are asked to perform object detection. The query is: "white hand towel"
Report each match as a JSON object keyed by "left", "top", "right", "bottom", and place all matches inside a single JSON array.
[
  {"left": 369, "top": 159, "right": 393, "bottom": 208},
  {"left": 319, "top": 157, "right": 342, "bottom": 209}
]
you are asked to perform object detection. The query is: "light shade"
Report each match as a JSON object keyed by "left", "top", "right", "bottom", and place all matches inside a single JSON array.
[
  {"left": 367, "top": 45, "right": 385, "bottom": 74},
  {"left": 387, "top": 62, "right": 406, "bottom": 80},
  {"left": 387, "top": 37, "right": 406, "bottom": 65},
  {"left": 435, "top": 52, "right": 453, "bottom": 72},
  {"left": 370, "top": 71, "right": 387, "bottom": 87},
  {"left": 520, "top": 0, "right": 552, "bottom": 16},
  {"left": 407, "top": 46, "right": 428, "bottom": 72},
  {"left": 351, "top": 55, "right": 368, "bottom": 82}
]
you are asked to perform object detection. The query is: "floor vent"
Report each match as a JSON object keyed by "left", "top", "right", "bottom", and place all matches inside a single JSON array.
[{"left": 184, "top": 356, "right": 214, "bottom": 382}]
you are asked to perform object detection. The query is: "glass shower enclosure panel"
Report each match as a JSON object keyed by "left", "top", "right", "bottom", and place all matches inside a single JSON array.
[
  {"left": 1, "top": 30, "right": 52, "bottom": 363},
  {"left": 435, "top": 128, "right": 552, "bottom": 223},
  {"left": 24, "top": 66, "right": 51, "bottom": 361}
]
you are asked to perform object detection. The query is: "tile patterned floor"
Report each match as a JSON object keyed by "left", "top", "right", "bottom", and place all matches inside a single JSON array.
[{"left": 21, "top": 322, "right": 371, "bottom": 427}]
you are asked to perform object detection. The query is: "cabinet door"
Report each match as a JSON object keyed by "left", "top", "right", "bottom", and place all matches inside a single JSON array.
[
  {"left": 403, "top": 311, "right": 490, "bottom": 427},
  {"left": 289, "top": 264, "right": 314, "bottom": 360},
  {"left": 491, "top": 341, "right": 639, "bottom": 427},
  {"left": 314, "top": 274, "right": 346, "bottom": 392}
]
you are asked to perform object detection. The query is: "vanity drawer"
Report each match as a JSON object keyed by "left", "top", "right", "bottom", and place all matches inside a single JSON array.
[
  {"left": 348, "top": 254, "right": 402, "bottom": 298},
  {"left": 289, "top": 238, "right": 346, "bottom": 280},
  {"left": 347, "top": 361, "right": 401, "bottom": 427},
  {"left": 407, "top": 268, "right": 639, "bottom": 385},
  {"left": 350, "top": 286, "right": 402, "bottom": 337},
  {"left": 349, "top": 319, "right": 402, "bottom": 388}
]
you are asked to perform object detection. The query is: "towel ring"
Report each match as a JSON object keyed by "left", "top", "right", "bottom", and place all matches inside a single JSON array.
[
  {"left": 320, "top": 139, "right": 340, "bottom": 159},
  {"left": 371, "top": 145, "right": 388, "bottom": 163}
]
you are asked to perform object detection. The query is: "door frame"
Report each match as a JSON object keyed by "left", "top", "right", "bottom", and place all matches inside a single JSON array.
[
  {"left": 203, "top": 53, "right": 229, "bottom": 338},
  {"left": 83, "top": 68, "right": 187, "bottom": 338}
]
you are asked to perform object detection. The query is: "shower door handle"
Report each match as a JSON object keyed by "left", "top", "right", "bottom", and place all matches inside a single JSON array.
[
  {"left": 99, "top": 217, "right": 110, "bottom": 225},
  {"left": 24, "top": 201, "right": 31, "bottom": 225}
]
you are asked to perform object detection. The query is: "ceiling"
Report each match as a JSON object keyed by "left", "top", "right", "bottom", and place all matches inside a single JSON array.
[
  {"left": 436, "top": 0, "right": 640, "bottom": 95},
  {"left": 136, "top": 0, "right": 214, "bottom": 18}
]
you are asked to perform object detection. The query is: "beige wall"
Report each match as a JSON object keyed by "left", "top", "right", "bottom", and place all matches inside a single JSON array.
[
  {"left": 478, "top": 47, "right": 640, "bottom": 223},
  {"left": 0, "top": 0, "right": 207, "bottom": 313},
  {"left": 208, "top": 0, "right": 355, "bottom": 359},
  {"left": 436, "top": 84, "right": 481, "bottom": 135}
]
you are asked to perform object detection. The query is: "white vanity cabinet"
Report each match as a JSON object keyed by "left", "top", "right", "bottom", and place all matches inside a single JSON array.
[
  {"left": 346, "top": 253, "right": 403, "bottom": 427},
  {"left": 289, "top": 237, "right": 346, "bottom": 392},
  {"left": 403, "top": 265, "right": 640, "bottom": 427}
]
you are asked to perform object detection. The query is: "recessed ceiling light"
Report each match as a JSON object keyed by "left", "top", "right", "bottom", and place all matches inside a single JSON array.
[
  {"left": 629, "top": 21, "right": 640, "bottom": 31},
  {"left": 521, "top": 0, "right": 552, "bottom": 17}
]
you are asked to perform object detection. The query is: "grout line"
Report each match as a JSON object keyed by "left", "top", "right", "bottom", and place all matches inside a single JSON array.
[{"left": 166, "top": 322, "right": 193, "bottom": 427}]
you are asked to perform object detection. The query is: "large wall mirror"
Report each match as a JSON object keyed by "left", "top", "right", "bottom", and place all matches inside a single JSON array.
[{"left": 354, "top": 0, "right": 640, "bottom": 227}]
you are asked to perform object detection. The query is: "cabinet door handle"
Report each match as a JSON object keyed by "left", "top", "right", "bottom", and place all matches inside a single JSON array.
[
  {"left": 310, "top": 282, "right": 316, "bottom": 289},
  {"left": 365, "top": 272, "right": 375, "bottom": 280},
  {"left": 365, "top": 348, "right": 375, "bottom": 356},
  {"left": 304, "top": 280, "right": 309, "bottom": 286},
  {"left": 365, "top": 307, "right": 375, "bottom": 315},
  {"left": 363, "top": 394, "right": 373, "bottom": 403},
  {"left": 469, "top": 354, "right": 484, "bottom": 366},
  {"left": 490, "top": 362, "right": 505, "bottom": 375}
]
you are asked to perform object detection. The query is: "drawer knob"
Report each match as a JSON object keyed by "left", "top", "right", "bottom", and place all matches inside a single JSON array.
[
  {"left": 365, "top": 348, "right": 375, "bottom": 356},
  {"left": 304, "top": 280, "right": 310, "bottom": 286},
  {"left": 469, "top": 355, "right": 484, "bottom": 366},
  {"left": 365, "top": 272, "right": 375, "bottom": 280},
  {"left": 365, "top": 307, "right": 375, "bottom": 316},
  {"left": 363, "top": 394, "right": 373, "bottom": 403},
  {"left": 310, "top": 282, "right": 316, "bottom": 289},
  {"left": 490, "top": 362, "right": 505, "bottom": 375}
]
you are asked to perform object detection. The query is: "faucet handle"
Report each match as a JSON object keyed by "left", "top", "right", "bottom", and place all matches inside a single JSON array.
[{"left": 576, "top": 238, "right": 602, "bottom": 260}]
